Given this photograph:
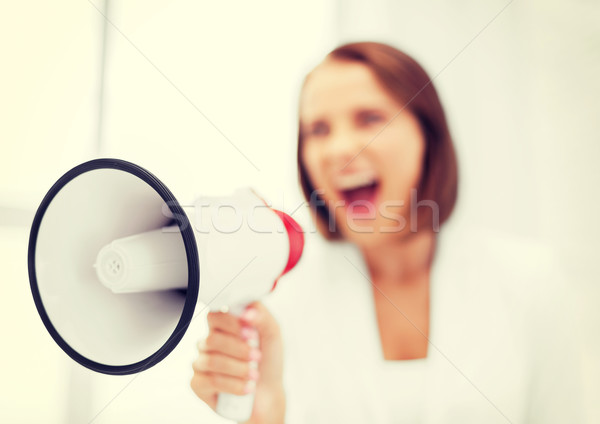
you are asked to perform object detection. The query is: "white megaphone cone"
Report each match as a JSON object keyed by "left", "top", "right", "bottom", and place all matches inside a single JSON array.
[{"left": 28, "top": 159, "right": 304, "bottom": 422}]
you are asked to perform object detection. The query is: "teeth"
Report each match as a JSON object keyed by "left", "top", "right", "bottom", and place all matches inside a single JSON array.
[{"left": 335, "top": 171, "right": 378, "bottom": 190}]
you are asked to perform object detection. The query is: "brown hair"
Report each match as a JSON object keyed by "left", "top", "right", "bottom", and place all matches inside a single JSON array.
[{"left": 297, "top": 41, "right": 458, "bottom": 239}]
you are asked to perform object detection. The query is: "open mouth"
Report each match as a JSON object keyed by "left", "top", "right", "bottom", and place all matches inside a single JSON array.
[
  {"left": 335, "top": 171, "right": 380, "bottom": 217},
  {"left": 340, "top": 181, "right": 379, "bottom": 209}
]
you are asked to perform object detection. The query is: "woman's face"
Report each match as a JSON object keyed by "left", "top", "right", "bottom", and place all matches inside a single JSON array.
[{"left": 300, "top": 59, "right": 426, "bottom": 247}]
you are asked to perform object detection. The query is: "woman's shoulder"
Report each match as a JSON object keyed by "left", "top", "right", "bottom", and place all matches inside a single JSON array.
[
  {"left": 433, "top": 222, "right": 580, "bottom": 361},
  {"left": 438, "top": 223, "right": 568, "bottom": 303}
]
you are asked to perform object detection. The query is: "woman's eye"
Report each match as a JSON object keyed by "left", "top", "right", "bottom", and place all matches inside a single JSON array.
[
  {"left": 307, "top": 122, "right": 329, "bottom": 137},
  {"left": 358, "top": 111, "right": 384, "bottom": 126}
]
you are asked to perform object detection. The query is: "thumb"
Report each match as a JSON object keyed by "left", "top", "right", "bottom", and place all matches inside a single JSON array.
[{"left": 240, "top": 301, "right": 281, "bottom": 343}]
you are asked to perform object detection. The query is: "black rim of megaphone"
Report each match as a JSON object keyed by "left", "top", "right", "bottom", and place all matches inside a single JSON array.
[{"left": 27, "top": 158, "right": 200, "bottom": 375}]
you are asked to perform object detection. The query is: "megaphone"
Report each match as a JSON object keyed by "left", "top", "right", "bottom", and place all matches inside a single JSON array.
[{"left": 27, "top": 158, "right": 304, "bottom": 422}]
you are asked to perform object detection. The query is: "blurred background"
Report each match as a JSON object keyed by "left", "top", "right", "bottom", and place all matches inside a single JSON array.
[{"left": 1, "top": 0, "right": 598, "bottom": 422}]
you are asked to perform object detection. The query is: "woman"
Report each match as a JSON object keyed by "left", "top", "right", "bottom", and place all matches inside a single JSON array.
[{"left": 190, "top": 42, "right": 582, "bottom": 423}]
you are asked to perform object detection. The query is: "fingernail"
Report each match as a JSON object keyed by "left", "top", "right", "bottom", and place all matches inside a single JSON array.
[
  {"left": 241, "top": 326, "right": 255, "bottom": 341},
  {"left": 244, "top": 380, "right": 256, "bottom": 394},
  {"left": 241, "top": 307, "right": 258, "bottom": 323},
  {"left": 249, "top": 368, "right": 260, "bottom": 381},
  {"left": 249, "top": 349, "right": 262, "bottom": 361}
]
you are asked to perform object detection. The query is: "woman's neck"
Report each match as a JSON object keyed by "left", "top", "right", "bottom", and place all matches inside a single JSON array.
[{"left": 360, "top": 230, "right": 437, "bottom": 286}]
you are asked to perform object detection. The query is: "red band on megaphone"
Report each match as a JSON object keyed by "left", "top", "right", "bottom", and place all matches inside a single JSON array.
[{"left": 271, "top": 209, "right": 304, "bottom": 291}]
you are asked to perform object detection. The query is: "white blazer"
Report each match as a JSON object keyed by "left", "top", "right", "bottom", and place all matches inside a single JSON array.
[{"left": 265, "top": 224, "right": 584, "bottom": 424}]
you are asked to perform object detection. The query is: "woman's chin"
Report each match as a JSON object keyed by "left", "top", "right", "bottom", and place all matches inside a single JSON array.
[
  {"left": 338, "top": 216, "right": 414, "bottom": 249},
  {"left": 339, "top": 223, "right": 388, "bottom": 248}
]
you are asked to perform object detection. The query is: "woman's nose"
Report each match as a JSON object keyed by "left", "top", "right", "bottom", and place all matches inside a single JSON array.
[{"left": 324, "top": 128, "right": 365, "bottom": 165}]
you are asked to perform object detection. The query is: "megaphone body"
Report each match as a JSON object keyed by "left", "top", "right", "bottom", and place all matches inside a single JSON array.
[{"left": 27, "top": 159, "right": 303, "bottom": 422}]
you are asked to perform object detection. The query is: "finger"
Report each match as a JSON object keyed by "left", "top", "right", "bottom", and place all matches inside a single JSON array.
[
  {"left": 207, "top": 311, "right": 243, "bottom": 336},
  {"left": 190, "top": 374, "right": 218, "bottom": 408},
  {"left": 193, "top": 352, "right": 258, "bottom": 380},
  {"left": 201, "top": 331, "right": 257, "bottom": 361}
]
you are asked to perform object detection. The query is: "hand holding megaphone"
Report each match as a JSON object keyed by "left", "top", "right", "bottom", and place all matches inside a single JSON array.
[
  {"left": 28, "top": 159, "right": 303, "bottom": 422},
  {"left": 191, "top": 302, "right": 286, "bottom": 424}
]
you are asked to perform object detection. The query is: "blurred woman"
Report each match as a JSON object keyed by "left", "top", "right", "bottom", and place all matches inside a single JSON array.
[{"left": 190, "top": 42, "right": 582, "bottom": 424}]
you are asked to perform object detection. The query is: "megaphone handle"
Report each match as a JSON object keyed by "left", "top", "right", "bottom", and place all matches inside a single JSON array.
[{"left": 215, "top": 304, "right": 258, "bottom": 422}]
